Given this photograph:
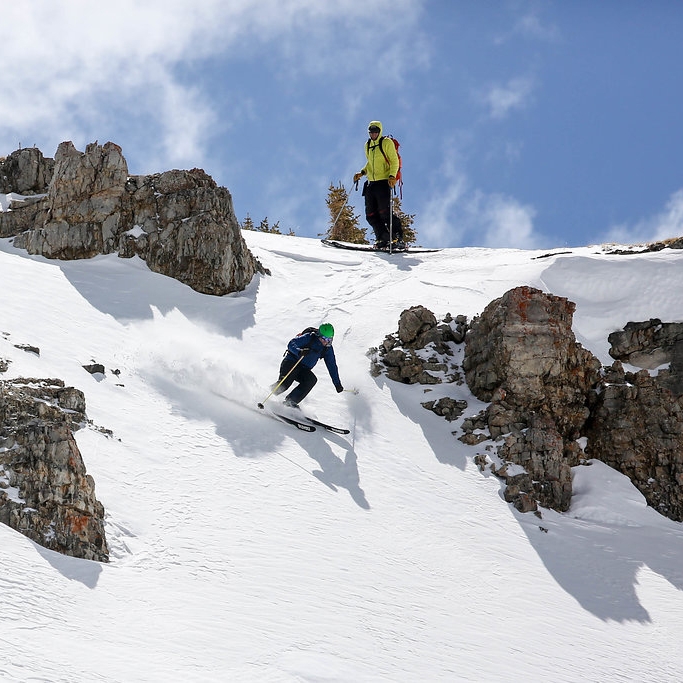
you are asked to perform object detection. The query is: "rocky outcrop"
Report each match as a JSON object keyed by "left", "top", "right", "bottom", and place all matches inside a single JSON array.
[
  {"left": 1, "top": 141, "right": 265, "bottom": 295},
  {"left": 461, "top": 287, "right": 602, "bottom": 512},
  {"left": 0, "top": 147, "right": 54, "bottom": 195},
  {"left": 608, "top": 318, "right": 683, "bottom": 396},
  {"left": 374, "top": 288, "right": 683, "bottom": 522},
  {"left": 12, "top": 141, "right": 126, "bottom": 259},
  {"left": 370, "top": 305, "right": 467, "bottom": 386},
  {"left": 576, "top": 318, "right": 683, "bottom": 519},
  {"left": 0, "top": 377, "right": 108, "bottom": 561},
  {"left": 118, "top": 168, "right": 261, "bottom": 295}
]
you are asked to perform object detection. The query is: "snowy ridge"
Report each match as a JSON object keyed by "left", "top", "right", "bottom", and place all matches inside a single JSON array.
[{"left": 2, "top": 232, "right": 683, "bottom": 682}]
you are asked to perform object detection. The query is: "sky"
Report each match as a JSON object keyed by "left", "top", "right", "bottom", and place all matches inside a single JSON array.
[
  {"left": 3, "top": 0, "right": 683, "bottom": 249},
  {"left": 3, "top": 230, "right": 683, "bottom": 680}
]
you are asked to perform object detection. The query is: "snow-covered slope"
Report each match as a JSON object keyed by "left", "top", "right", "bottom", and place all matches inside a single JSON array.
[{"left": 2, "top": 232, "right": 683, "bottom": 682}]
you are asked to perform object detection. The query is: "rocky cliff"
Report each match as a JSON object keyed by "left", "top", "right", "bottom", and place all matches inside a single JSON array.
[
  {"left": 0, "top": 142, "right": 265, "bottom": 295},
  {"left": 0, "top": 140, "right": 270, "bottom": 561},
  {"left": 372, "top": 287, "right": 683, "bottom": 522},
  {"left": 0, "top": 371, "right": 108, "bottom": 562}
]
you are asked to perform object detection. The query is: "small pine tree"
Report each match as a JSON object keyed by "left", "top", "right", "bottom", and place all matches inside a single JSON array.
[
  {"left": 392, "top": 195, "right": 417, "bottom": 246},
  {"left": 255, "top": 217, "right": 282, "bottom": 234},
  {"left": 241, "top": 214, "right": 255, "bottom": 231},
  {"left": 325, "top": 182, "right": 367, "bottom": 243},
  {"left": 240, "top": 215, "right": 295, "bottom": 235}
]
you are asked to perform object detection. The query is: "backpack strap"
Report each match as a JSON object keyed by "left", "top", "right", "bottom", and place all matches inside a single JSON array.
[{"left": 367, "top": 137, "right": 390, "bottom": 165}]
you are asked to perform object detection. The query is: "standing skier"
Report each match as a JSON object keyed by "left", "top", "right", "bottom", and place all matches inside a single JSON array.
[
  {"left": 274, "top": 323, "right": 343, "bottom": 408},
  {"left": 353, "top": 120, "right": 404, "bottom": 250}
]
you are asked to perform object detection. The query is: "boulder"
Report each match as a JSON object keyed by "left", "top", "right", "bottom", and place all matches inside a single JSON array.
[
  {"left": 3, "top": 142, "right": 265, "bottom": 295},
  {"left": 0, "top": 377, "right": 108, "bottom": 561}
]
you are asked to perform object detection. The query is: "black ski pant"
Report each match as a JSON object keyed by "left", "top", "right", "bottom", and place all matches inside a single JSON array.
[
  {"left": 364, "top": 179, "right": 402, "bottom": 243},
  {"left": 275, "top": 354, "right": 317, "bottom": 404}
]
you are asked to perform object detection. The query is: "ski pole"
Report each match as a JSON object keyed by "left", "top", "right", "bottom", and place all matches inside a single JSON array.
[
  {"left": 389, "top": 186, "right": 394, "bottom": 254},
  {"left": 329, "top": 182, "right": 358, "bottom": 239},
  {"left": 258, "top": 355, "right": 304, "bottom": 409},
  {"left": 330, "top": 199, "right": 348, "bottom": 237}
]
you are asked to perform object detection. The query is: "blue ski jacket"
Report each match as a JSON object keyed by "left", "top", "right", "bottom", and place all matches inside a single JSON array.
[{"left": 286, "top": 330, "right": 342, "bottom": 389}]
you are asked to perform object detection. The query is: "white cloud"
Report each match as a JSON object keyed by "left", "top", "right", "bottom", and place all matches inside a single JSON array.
[
  {"left": 494, "top": 10, "right": 561, "bottom": 45},
  {"left": 603, "top": 189, "right": 683, "bottom": 245},
  {"left": 472, "top": 192, "right": 539, "bottom": 249},
  {"left": 480, "top": 77, "right": 535, "bottom": 120},
  {"left": 513, "top": 13, "right": 561, "bottom": 43},
  {"left": 418, "top": 136, "right": 543, "bottom": 249},
  {"left": 0, "top": 0, "right": 425, "bottom": 167}
]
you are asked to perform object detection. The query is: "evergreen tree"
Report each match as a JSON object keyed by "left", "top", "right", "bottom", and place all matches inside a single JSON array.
[
  {"left": 257, "top": 217, "right": 282, "bottom": 234},
  {"left": 392, "top": 195, "right": 417, "bottom": 246},
  {"left": 325, "top": 182, "right": 366, "bottom": 243},
  {"left": 240, "top": 214, "right": 294, "bottom": 235}
]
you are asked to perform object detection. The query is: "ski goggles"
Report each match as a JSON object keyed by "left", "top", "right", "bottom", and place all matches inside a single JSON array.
[
  {"left": 368, "top": 126, "right": 380, "bottom": 133},
  {"left": 320, "top": 335, "right": 333, "bottom": 346}
]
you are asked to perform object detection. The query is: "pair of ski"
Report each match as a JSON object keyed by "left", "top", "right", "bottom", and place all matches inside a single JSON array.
[
  {"left": 265, "top": 407, "right": 350, "bottom": 435},
  {"left": 321, "top": 238, "right": 440, "bottom": 254}
]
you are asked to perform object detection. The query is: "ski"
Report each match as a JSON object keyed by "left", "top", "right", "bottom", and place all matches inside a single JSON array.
[
  {"left": 321, "top": 238, "right": 440, "bottom": 254},
  {"left": 270, "top": 411, "right": 316, "bottom": 432},
  {"left": 212, "top": 391, "right": 317, "bottom": 432},
  {"left": 301, "top": 417, "right": 350, "bottom": 435},
  {"left": 273, "top": 410, "right": 350, "bottom": 434}
]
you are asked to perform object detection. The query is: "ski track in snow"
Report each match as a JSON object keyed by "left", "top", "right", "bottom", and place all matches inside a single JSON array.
[{"left": 1, "top": 233, "right": 683, "bottom": 681}]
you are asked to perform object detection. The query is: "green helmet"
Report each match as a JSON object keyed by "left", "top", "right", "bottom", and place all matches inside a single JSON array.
[{"left": 318, "top": 323, "right": 334, "bottom": 339}]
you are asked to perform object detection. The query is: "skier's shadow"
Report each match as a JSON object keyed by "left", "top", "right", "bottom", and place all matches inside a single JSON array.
[
  {"left": 148, "top": 376, "right": 370, "bottom": 510},
  {"left": 303, "top": 431, "right": 369, "bottom": 510}
]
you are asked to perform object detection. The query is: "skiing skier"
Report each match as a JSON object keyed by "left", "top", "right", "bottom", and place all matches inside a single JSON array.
[
  {"left": 353, "top": 120, "right": 404, "bottom": 250},
  {"left": 274, "top": 323, "right": 344, "bottom": 408}
]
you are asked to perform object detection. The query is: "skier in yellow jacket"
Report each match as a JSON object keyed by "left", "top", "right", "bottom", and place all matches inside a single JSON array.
[{"left": 353, "top": 120, "right": 404, "bottom": 250}]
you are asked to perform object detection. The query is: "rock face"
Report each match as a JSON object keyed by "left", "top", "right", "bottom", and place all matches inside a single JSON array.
[
  {"left": 1, "top": 141, "right": 265, "bottom": 295},
  {"left": 0, "top": 377, "right": 109, "bottom": 562},
  {"left": 586, "top": 318, "right": 683, "bottom": 520},
  {"left": 370, "top": 305, "right": 467, "bottom": 386},
  {"left": 462, "top": 286, "right": 601, "bottom": 512},
  {"left": 0, "top": 147, "right": 54, "bottom": 194},
  {"left": 375, "top": 287, "right": 683, "bottom": 522},
  {"left": 608, "top": 319, "right": 683, "bottom": 396}
]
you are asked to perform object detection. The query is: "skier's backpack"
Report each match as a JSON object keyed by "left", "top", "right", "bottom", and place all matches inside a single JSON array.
[{"left": 367, "top": 135, "right": 403, "bottom": 198}]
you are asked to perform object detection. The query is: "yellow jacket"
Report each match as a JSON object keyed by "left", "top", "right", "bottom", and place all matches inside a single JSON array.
[{"left": 361, "top": 120, "right": 400, "bottom": 181}]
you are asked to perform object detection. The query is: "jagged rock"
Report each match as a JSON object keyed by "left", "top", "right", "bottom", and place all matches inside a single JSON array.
[
  {"left": 371, "top": 309, "right": 466, "bottom": 386},
  {"left": 3, "top": 142, "right": 265, "bottom": 296},
  {"left": 461, "top": 286, "right": 602, "bottom": 512},
  {"left": 0, "top": 147, "right": 54, "bottom": 194},
  {"left": 421, "top": 397, "right": 468, "bottom": 422},
  {"left": 118, "top": 168, "right": 262, "bottom": 295},
  {"left": 464, "top": 286, "right": 601, "bottom": 434},
  {"left": 398, "top": 306, "right": 438, "bottom": 346},
  {"left": 584, "top": 362, "right": 683, "bottom": 520},
  {"left": 0, "top": 377, "right": 108, "bottom": 561},
  {"left": 83, "top": 363, "right": 105, "bottom": 375},
  {"left": 607, "top": 236, "right": 683, "bottom": 255},
  {"left": 377, "top": 286, "right": 683, "bottom": 522},
  {"left": 14, "top": 343, "right": 40, "bottom": 356},
  {"left": 497, "top": 414, "right": 572, "bottom": 512},
  {"left": 608, "top": 319, "right": 683, "bottom": 396}
]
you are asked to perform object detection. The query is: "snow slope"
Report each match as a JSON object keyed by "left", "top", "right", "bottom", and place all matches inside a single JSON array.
[{"left": 2, "top": 231, "right": 683, "bottom": 682}]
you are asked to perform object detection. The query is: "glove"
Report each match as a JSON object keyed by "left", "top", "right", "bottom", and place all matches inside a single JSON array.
[
  {"left": 388, "top": 176, "right": 397, "bottom": 189},
  {"left": 336, "top": 385, "right": 344, "bottom": 393},
  {"left": 353, "top": 172, "right": 364, "bottom": 183}
]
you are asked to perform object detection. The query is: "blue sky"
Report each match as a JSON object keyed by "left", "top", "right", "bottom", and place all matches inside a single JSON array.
[{"left": 3, "top": 1, "right": 683, "bottom": 249}]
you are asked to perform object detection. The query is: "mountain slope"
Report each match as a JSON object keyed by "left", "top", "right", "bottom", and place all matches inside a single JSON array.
[{"left": 2, "top": 233, "right": 683, "bottom": 682}]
